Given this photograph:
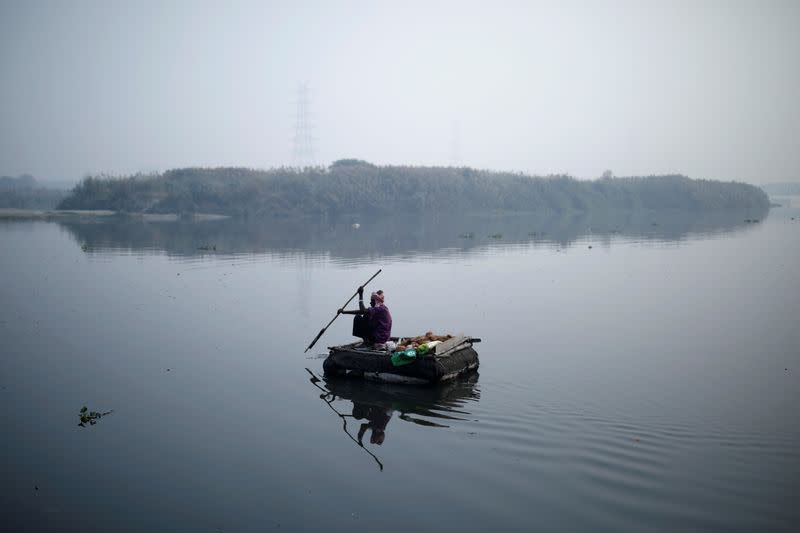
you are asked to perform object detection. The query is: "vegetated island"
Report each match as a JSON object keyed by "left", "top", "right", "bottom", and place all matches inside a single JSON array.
[{"left": 55, "top": 160, "right": 770, "bottom": 217}]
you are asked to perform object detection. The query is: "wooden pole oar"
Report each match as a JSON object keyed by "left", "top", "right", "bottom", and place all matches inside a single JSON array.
[{"left": 304, "top": 269, "right": 381, "bottom": 353}]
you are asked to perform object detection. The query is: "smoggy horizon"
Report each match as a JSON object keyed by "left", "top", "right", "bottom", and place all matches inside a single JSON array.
[{"left": 1, "top": 1, "right": 798, "bottom": 186}]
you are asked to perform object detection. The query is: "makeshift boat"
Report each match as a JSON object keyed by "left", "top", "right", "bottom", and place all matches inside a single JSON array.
[{"left": 324, "top": 335, "right": 481, "bottom": 385}]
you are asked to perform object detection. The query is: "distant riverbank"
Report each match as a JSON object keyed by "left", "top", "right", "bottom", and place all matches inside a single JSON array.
[
  {"left": 0, "top": 174, "right": 67, "bottom": 210},
  {"left": 0, "top": 208, "right": 228, "bottom": 221},
  {"left": 0, "top": 208, "right": 115, "bottom": 219}
]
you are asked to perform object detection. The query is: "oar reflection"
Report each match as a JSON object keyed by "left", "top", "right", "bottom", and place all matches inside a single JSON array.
[{"left": 305, "top": 368, "right": 385, "bottom": 471}]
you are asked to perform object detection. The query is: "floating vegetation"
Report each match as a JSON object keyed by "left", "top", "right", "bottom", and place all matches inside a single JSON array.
[
  {"left": 78, "top": 406, "right": 113, "bottom": 427},
  {"left": 458, "top": 232, "right": 474, "bottom": 239},
  {"left": 81, "top": 243, "right": 89, "bottom": 252}
]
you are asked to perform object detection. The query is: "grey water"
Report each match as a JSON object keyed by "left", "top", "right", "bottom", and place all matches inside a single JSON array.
[{"left": 1, "top": 206, "right": 798, "bottom": 532}]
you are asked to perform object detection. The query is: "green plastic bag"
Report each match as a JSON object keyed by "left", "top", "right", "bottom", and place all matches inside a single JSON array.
[{"left": 391, "top": 349, "right": 417, "bottom": 367}]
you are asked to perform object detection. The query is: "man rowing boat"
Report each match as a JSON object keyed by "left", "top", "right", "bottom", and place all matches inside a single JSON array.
[{"left": 339, "top": 287, "right": 394, "bottom": 350}]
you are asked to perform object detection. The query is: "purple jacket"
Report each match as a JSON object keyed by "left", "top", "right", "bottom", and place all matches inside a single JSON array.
[{"left": 366, "top": 305, "right": 392, "bottom": 343}]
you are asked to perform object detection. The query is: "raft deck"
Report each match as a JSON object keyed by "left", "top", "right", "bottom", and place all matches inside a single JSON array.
[{"left": 324, "top": 335, "right": 481, "bottom": 384}]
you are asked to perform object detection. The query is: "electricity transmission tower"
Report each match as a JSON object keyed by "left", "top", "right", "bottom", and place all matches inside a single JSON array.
[{"left": 292, "top": 82, "right": 316, "bottom": 167}]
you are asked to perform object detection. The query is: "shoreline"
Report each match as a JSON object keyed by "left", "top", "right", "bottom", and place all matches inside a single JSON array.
[{"left": 0, "top": 208, "right": 229, "bottom": 221}]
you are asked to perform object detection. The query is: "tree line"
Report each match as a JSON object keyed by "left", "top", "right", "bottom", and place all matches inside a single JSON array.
[
  {"left": 0, "top": 175, "right": 67, "bottom": 209},
  {"left": 56, "top": 161, "right": 770, "bottom": 216}
]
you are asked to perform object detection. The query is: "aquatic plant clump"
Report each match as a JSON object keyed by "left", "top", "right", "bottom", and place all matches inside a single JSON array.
[{"left": 78, "top": 406, "right": 113, "bottom": 427}]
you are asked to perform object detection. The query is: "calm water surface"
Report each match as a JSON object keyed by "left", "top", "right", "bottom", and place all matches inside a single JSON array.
[{"left": 1, "top": 207, "right": 798, "bottom": 532}]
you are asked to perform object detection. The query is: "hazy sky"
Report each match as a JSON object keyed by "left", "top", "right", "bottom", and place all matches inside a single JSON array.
[{"left": 1, "top": 0, "right": 798, "bottom": 185}]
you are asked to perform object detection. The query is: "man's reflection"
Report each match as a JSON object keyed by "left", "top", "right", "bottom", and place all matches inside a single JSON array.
[{"left": 353, "top": 403, "right": 393, "bottom": 445}]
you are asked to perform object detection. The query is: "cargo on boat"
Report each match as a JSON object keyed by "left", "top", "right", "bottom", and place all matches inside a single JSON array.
[{"left": 324, "top": 335, "right": 481, "bottom": 385}]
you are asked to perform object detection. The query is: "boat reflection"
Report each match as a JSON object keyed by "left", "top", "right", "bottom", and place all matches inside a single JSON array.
[{"left": 305, "top": 368, "right": 480, "bottom": 470}]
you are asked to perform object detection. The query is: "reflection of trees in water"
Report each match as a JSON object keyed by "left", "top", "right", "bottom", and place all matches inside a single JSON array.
[
  {"left": 306, "top": 368, "right": 480, "bottom": 471},
  {"left": 58, "top": 207, "right": 770, "bottom": 259}
]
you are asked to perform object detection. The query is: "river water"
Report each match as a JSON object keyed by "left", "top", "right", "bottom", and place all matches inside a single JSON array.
[{"left": 1, "top": 205, "right": 798, "bottom": 532}]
